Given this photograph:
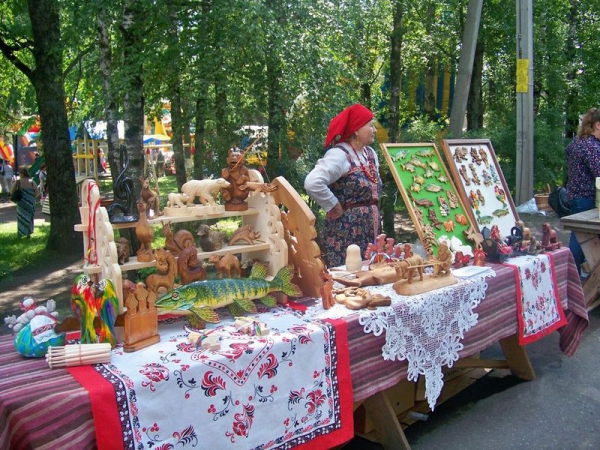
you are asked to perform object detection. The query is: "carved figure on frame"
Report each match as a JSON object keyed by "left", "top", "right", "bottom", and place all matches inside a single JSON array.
[{"left": 221, "top": 148, "right": 251, "bottom": 211}]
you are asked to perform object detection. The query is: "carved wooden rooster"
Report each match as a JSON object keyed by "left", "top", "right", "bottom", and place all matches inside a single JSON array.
[
  {"left": 135, "top": 202, "right": 154, "bottom": 257},
  {"left": 196, "top": 224, "right": 225, "bottom": 252}
]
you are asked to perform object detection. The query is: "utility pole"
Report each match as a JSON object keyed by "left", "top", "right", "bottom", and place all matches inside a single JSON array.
[
  {"left": 448, "top": 0, "right": 483, "bottom": 137},
  {"left": 515, "top": 0, "right": 534, "bottom": 205}
]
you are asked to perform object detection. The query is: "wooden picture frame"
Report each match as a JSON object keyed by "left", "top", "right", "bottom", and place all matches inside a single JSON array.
[
  {"left": 441, "top": 139, "right": 519, "bottom": 239},
  {"left": 380, "top": 142, "right": 475, "bottom": 257}
]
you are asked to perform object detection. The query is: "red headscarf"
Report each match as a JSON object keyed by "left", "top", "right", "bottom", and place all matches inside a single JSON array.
[{"left": 324, "top": 104, "right": 374, "bottom": 148}]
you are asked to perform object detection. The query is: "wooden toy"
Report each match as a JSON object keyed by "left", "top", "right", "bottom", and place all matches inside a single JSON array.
[
  {"left": 162, "top": 222, "right": 195, "bottom": 256},
  {"left": 228, "top": 224, "right": 261, "bottom": 245},
  {"left": 332, "top": 265, "right": 401, "bottom": 287},
  {"left": 135, "top": 202, "right": 154, "bottom": 262},
  {"left": 208, "top": 252, "right": 241, "bottom": 278},
  {"left": 188, "top": 330, "right": 221, "bottom": 351},
  {"left": 139, "top": 176, "right": 161, "bottom": 217},
  {"left": 345, "top": 244, "right": 363, "bottom": 271},
  {"left": 196, "top": 224, "right": 225, "bottom": 251},
  {"left": 320, "top": 270, "right": 335, "bottom": 309},
  {"left": 541, "top": 222, "right": 562, "bottom": 251},
  {"left": 181, "top": 178, "right": 230, "bottom": 207},
  {"left": 166, "top": 192, "right": 191, "bottom": 208},
  {"left": 46, "top": 343, "right": 112, "bottom": 368},
  {"left": 123, "top": 283, "right": 160, "bottom": 352},
  {"left": 177, "top": 246, "right": 207, "bottom": 285},
  {"left": 233, "top": 317, "right": 270, "bottom": 336},
  {"left": 432, "top": 242, "right": 453, "bottom": 277},
  {"left": 116, "top": 237, "right": 130, "bottom": 265},
  {"left": 222, "top": 148, "right": 251, "bottom": 211},
  {"left": 145, "top": 248, "right": 177, "bottom": 295},
  {"left": 333, "top": 287, "right": 391, "bottom": 310},
  {"left": 395, "top": 255, "right": 425, "bottom": 284}
]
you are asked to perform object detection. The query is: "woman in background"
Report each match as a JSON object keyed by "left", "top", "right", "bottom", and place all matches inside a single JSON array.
[
  {"left": 12, "top": 167, "right": 38, "bottom": 238},
  {"left": 565, "top": 107, "right": 600, "bottom": 273},
  {"left": 304, "top": 104, "right": 382, "bottom": 267}
]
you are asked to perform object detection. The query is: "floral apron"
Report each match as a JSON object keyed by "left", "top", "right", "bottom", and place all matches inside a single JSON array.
[{"left": 322, "top": 147, "right": 382, "bottom": 267}]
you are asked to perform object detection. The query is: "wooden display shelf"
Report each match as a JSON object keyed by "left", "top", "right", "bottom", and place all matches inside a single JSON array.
[
  {"left": 82, "top": 242, "right": 272, "bottom": 274},
  {"left": 75, "top": 208, "right": 260, "bottom": 232}
]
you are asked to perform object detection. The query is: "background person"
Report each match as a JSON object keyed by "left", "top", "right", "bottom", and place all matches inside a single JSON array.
[
  {"left": 565, "top": 107, "right": 600, "bottom": 273},
  {"left": 0, "top": 159, "right": 13, "bottom": 196},
  {"left": 12, "top": 167, "right": 38, "bottom": 238},
  {"left": 304, "top": 104, "right": 382, "bottom": 267}
]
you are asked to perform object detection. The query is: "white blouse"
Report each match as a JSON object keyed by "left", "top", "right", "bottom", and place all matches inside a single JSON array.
[{"left": 304, "top": 142, "right": 379, "bottom": 212}]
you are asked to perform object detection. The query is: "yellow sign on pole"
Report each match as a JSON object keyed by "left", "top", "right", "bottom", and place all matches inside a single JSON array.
[{"left": 516, "top": 59, "right": 529, "bottom": 93}]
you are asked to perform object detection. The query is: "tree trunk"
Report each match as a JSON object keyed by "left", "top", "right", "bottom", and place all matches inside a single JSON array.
[
  {"left": 121, "top": 0, "right": 145, "bottom": 200},
  {"left": 193, "top": 0, "right": 212, "bottom": 180},
  {"left": 28, "top": 0, "right": 80, "bottom": 253},
  {"left": 97, "top": 6, "right": 120, "bottom": 187},
  {"left": 382, "top": 0, "right": 406, "bottom": 239},
  {"left": 167, "top": 1, "right": 187, "bottom": 190},
  {"left": 387, "top": 1, "right": 404, "bottom": 143},
  {"left": 564, "top": 0, "right": 578, "bottom": 139},
  {"left": 466, "top": 41, "right": 484, "bottom": 131}
]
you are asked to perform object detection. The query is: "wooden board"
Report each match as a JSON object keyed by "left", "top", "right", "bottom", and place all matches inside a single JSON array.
[
  {"left": 441, "top": 138, "right": 520, "bottom": 239},
  {"left": 381, "top": 142, "right": 476, "bottom": 257}
]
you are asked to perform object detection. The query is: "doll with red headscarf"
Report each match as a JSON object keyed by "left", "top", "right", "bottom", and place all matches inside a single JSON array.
[{"left": 304, "top": 104, "right": 382, "bottom": 267}]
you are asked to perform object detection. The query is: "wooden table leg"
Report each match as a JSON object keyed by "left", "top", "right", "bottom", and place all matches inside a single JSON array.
[
  {"left": 575, "top": 231, "right": 600, "bottom": 310},
  {"left": 363, "top": 391, "right": 411, "bottom": 450},
  {"left": 499, "top": 334, "right": 535, "bottom": 381}
]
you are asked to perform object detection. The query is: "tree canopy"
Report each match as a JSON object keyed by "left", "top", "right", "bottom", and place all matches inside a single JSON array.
[{"left": 1, "top": 0, "right": 600, "bottom": 246}]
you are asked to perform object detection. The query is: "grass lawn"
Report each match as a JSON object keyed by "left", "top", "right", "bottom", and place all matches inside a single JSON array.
[{"left": 0, "top": 221, "right": 53, "bottom": 279}]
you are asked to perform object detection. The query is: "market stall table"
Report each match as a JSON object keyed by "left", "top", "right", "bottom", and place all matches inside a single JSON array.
[
  {"left": 0, "top": 248, "right": 588, "bottom": 450},
  {"left": 561, "top": 207, "right": 600, "bottom": 310}
]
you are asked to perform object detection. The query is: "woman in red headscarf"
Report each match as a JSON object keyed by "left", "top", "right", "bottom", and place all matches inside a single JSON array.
[{"left": 304, "top": 104, "right": 382, "bottom": 267}]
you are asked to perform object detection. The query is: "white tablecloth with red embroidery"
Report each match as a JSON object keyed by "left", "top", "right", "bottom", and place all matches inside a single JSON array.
[{"left": 92, "top": 308, "right": 352, "bottom": 450}]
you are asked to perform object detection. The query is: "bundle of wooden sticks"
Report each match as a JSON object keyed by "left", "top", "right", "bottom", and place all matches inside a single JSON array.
[{"left": 46, "top": 343, "right": 112, "bottom": 369}]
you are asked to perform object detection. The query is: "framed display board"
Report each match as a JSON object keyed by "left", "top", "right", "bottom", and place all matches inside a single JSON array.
[
  {"left": 441, "top": 139, "right": 519, "bottom": 239},
  {"left": 381, "top": 142, "right": 476, "bottom": 257}
]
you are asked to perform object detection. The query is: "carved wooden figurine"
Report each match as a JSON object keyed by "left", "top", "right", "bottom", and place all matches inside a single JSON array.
[
  {"left": 228, "top": 225, "right": 261, "bottom": 246},
  {"left": 116, "top": 237, "right": 130, "bottom": 265},
  {"left": 135, "top": 202, "right": 154, "bottom": 262},
  {"left": 395, "top": 254, "right": 425, "bottom": 283},
  {"left": 145, "top": 248, "right": 177, "bottom": 295},
  {"left": 209, "top": 252, "right": 241, "bottom": 278},
  {"left": 433, "top": 242, "right": 453, "bottom": 276},
  {"left": 177, "top": 246, "right": 207, "bottom": 285},
  {"left": 162, "top": 222, "right": 195, "bottom": 256},
  {"left": 221, "top": 148, "right": 251, "bottom": 211},
  {"left": 320, "top": 270, "right": 335, "bottom": 309},
  {"left": 166, "top": 192, "right": 191, "bottom": 208},
  {"left": 541, "top": 222, "right": 562, "bottom": 251},
  {"left": 181, "top": 178, "right": 230, "bottom": 206},
  {"left": 139, "top": 176, "right": 161, "bottom": 217},
  {"left": 196, "top": 224, "right": 225, "bottom": 251}
]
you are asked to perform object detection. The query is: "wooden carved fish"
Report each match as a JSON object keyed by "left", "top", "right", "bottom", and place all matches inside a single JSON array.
[
  {"left": 391, "top": 149, "right": 408, "bottom": 162},
  {"left": 413, "top": 174, "right": 426, "bottom": 185},
  {"left": 409, "top": 157, "right": 427, "bottom": 169},
  {"left": 401, "top": 162, "right": 416, "bottom": 173},
  {"left": 492, "top": 208, "right": 510, "bottom": 217},
  {"left": 155, "top": 264, "right": 301, "bottom": 323},
  {"left": 437, "top": 174, "right": 449, "bottom": 183},
  {"left": 427, "top": 160, "right": 441, "bottom": 171},
  {"left": 411, "top": 194, "right": 433, "bottom": 207},
  {"left": 425, "top": 183, "right": 443, "bottom": 193},
  {"left": 416, "top": 148, "right": 435, "bottom": 158},
  {"left": 424, "top": 169, "right": 435, "bottom": 178},
  {"left": 478, "top": 215, "right": 494, "bottom": 225},
  {"left": 410, "top": 183, "right": 422, "bottom": 193}
]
